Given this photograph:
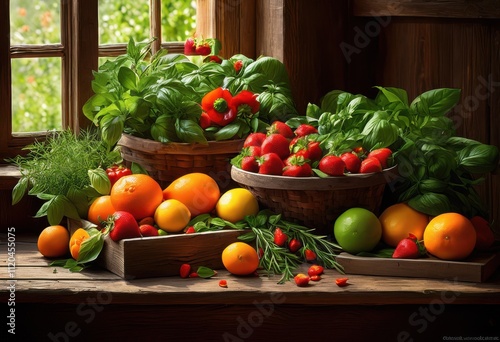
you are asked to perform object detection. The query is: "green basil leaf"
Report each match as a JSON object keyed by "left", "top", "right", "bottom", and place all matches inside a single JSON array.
[
  {"left": 77, "top": 230, "right": 105, "bottom": 264},
  {"left": 88, "top": 168, "right": 111, "bottom": 195},
  {"left": 410, "top": 88, "right": 461, "bottom": 117},
  {"left": 131, "top": 162, "right": 149, "bottom": 175},
  {"left": 374, "top": 86, "right": 409, "bottom": 107},
  {"left": 362, "top": 118, "right": 398, "bottom": 150},
  {"left": 118, "top": 67, "right": 137, "bottom": 91},
  {"left": 100, "top": 112, "right": 126, "bottom": 149},
  {"left": 12, "top": 177, "right": 28, "bottom": 205},
  {"left": 196, "top": 266, "right": 217, "bottom": 279},
  {"left": 176, "top": 119, "right": 208, "bottom": 144},
  {"left": 408, "top": 193, "right": 451, "bottom": 216},
  {"left": 67, "top": 187, "right": 91, "bottom": 219},
  {"left": 457, "top": 144, "right": 499, "bottom": 174}
]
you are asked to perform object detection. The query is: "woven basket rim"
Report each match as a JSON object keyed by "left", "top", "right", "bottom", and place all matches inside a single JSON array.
[
  {"left": 118, "top": 133, "right": 245, "bottom": 155},
  {"left": 231, "top": 165, "right": 398, "bottom": 190}
]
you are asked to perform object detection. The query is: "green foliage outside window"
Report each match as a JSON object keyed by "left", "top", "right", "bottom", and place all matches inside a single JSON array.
[{"left": 9, "top": 0, "right": 196, "bottom": 133}]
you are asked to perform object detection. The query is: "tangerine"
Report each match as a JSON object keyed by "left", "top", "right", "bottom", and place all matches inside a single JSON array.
[
  {"left": 162, "top": 173, "right": 221, "bottom": 216},
  {"left": 37, "top": 225, "right": 70, "bottom": 258},
  {"left": 154, "top": 199, "right": 191, "bottom": 233},
  {"left": 222, "top": 242, "right": 259, "bottom": 276},
  {"left": 110, "top": 174, "right": 163, "bottom": 220},
  {"left": 87, "top": 195, "right": 116, "bottom": 227},
  {"left": 379, "top": 203, "right": 429, "bottom": 247},
  {"left": 423, "top": 212, "right": 476, "bottom": 260},
  {"left": 69, "top": 228, "right": 91, "bottom": 260}
]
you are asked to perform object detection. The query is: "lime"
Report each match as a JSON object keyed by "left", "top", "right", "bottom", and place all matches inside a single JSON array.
[{"left": 333, "top": 207, "right": 382, "bottom": 254}]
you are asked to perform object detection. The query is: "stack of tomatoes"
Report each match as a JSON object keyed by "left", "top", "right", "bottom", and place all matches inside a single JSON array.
[{"left": 237, "top": 121, "right": 393, "bottom": 177}]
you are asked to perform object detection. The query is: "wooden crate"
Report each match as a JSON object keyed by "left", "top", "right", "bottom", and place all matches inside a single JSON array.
[
  {"left": 68, "top": 218, "right": 246, "bottom": 279},
  {"left": 336, "top": 251, "right": 500, "bottom": 283}
]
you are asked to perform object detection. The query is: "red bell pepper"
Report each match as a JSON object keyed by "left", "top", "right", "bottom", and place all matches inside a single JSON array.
[{"left": 201, "top": 87, "right": 237, "bottom": 126}]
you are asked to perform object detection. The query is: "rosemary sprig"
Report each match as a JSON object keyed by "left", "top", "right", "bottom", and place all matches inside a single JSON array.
[{"left": 192, "top": 210, "right": 344, "bottom": 284}]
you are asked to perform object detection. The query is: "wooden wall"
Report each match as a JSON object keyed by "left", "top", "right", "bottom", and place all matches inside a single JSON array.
[{"left": 3, "top": 0, "right": 499, "bottom": 234}]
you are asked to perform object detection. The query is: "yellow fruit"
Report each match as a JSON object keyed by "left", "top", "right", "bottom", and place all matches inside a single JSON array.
[
  {"left": 154, "top": 199, "right": 191, "bottom": 233},
  {"left": 216, "top": 188, "right": 259, "bottom": 223},
  {"left": 379, "top": 203, "right": 429, "bottom": 247}
]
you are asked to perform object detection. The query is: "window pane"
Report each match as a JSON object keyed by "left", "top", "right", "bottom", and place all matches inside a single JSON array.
[
  {"left": 10, "top": 0, "right": 61, "bottom": 45},
  {"left": 161, "top": 1, "right": 197, "bottom": 41},
  {"left": 11, "top": 58, "right": 62, "bottom": 132},
  {"left": 99, "top": 0, "right": 150, "bottom": 44}
]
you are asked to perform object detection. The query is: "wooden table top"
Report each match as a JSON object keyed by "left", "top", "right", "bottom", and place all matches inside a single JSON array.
[{"left": 1, "top": 234, "right": 500, "bottom": 307}]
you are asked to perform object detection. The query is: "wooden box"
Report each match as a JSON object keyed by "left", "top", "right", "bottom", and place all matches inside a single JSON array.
[
  {"left": 68, "top": 219, "right": 246, "bottom": 279},
  {"left": 336, "top": 251, "right": 500, "bottom": 283}
]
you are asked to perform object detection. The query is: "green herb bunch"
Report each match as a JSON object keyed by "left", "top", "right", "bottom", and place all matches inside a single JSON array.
[
  {"left": 189, "top": 210, "right": 343, "bottom": 284},
  {"left": 287, "top": 86, "right": 499, "bottom": 218},
  {"left": 7, "top": 128, "right": 121, "bottom": 226},
  {"left": 83, "top": 38, "right": 298, "bottom": 150}
]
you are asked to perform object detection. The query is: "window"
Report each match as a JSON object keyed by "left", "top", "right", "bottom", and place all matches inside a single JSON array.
[{"left": 1, "top": 0, "right": 196, "bottom": 160}]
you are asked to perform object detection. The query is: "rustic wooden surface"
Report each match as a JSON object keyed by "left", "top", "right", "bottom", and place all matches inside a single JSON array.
[
  {"left": 337, "top": 251, "right": 500, "bottom": 283},
  {"left": 1, "top": 236, "right": 500, "bottom": 340}
]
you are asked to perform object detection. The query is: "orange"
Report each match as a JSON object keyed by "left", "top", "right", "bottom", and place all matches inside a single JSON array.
[
  {"left": 110, "top": 174, "right": 163, "bottom": 220},
  {"left": 470, "top": 216, "right": 495, "bottom": 251},
  {"left": 215, "top": 188, "right": 259, "bottom": 223},
  {"left": 37, "top": 225, "right": 70, "bottom": 258},
  {"left": 379, "top": 203, "right": 429, "bottom": 247},
  {"left": 87, "top": 195, "right": 116, "bottom": 226},
  {"left": 222, "top": 242, "right": 259, "bottom": 276},
  {"left": 333, "top": 207, "right": 382, "bottom": 254},
  {"left": 423, "top": 212, "right": 476, "bottom": 260},
  {"left": 154, "top": 199, "right": 191, "bottom": 233},
  {"left": 69, "top": 228, "right": 91, "bottom": 260},
  {"left": 162, "top": 173, "right": 221, "bottom": 216}
]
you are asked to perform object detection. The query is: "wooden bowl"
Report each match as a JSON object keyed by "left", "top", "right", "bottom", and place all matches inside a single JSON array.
[{"left": 231, "top": 165, "right": 398, "bottom": 235}]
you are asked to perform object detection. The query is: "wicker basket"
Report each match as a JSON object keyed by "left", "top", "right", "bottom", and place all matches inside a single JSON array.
[
  {"left": 118, "top": 134, "right": 244, "bottom": 189},
  {"left": 231, "top": 165, "right": 399, "bottom": 235}
]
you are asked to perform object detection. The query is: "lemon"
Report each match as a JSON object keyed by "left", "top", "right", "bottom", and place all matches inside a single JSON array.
[{"left": 216, "top": 188, "right": 259, "bottom": 223}]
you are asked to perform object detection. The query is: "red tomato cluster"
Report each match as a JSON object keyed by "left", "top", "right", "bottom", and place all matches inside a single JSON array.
[{"left": 238, "top": 121, "right": 393, "bottom": 177}]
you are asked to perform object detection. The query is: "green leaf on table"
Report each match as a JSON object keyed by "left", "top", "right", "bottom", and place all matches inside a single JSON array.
[{"left": 196, "top": 266, "right": 217, "bottom": 279}]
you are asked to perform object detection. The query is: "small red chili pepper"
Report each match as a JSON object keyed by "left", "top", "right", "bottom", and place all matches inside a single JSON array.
[
  {"left": 304, "top": 249, "right": 317, "bottom": 261},
  {"left": 234, "top": 60, "right": 243, "bottom": 72},
  {"left": 219, "top": 279, "right": 228, "bottom": 288},
  {"left": 307, "top": 265, "right": 324, "bottom": 277},
  {"left": 288, "top": 238, "right": 302, "bottom": 253},
  {"left": 310, "top": 275, "right": 321, "bottom": 282},
  {"left": 185, "top": 226, "right": 196, "bottom": 234},
  {"left": 294, "top": 273, "right": 310, "bottom": 287},
  {"left": 179, "top": 263, "right": 191, "bottom": 278},
  {"left": 273, "top": 227, "right": 287, "bottom": 247},
  {"left": 201, "top": 87, "right": 237, "bottom": 126},
  {"left": 189, "top": 272, "right": 199, "bottom": 278},
  {"left": 335, "top": 278, "right": 349, "bottom": 287}
]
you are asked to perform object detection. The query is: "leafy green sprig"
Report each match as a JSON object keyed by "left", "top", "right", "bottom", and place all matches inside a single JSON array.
[{"left": 6, "top": 128, "right": 121, "bottom": 225}]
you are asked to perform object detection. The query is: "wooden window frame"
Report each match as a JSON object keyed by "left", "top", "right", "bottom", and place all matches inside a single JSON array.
[{"left": 0, "top": 0, "right": 201, "bottom": 161}]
